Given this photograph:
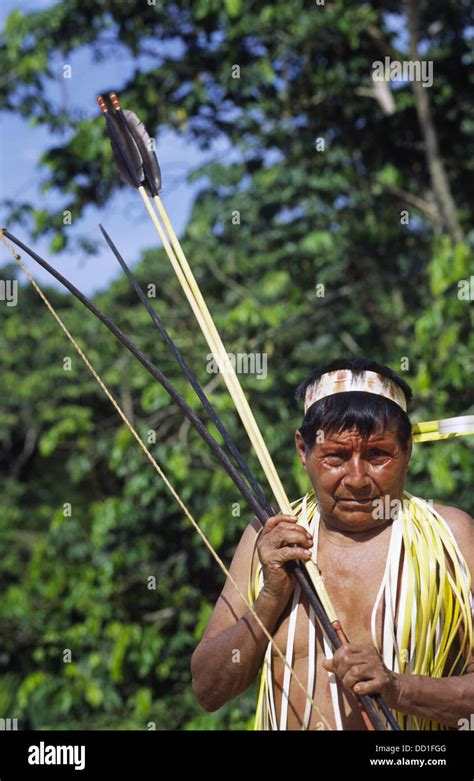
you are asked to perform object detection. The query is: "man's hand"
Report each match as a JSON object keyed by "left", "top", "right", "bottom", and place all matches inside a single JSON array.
[
  {"left": 323, "top": 643, "right": 401, "bottom": 708},
  {"left": 257, "top": 513, "right": 313, "bottom": 608}
]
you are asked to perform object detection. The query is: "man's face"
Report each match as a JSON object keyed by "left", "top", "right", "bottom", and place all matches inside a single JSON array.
[{"left": 295, "top": 425, "right": 412, "bottom": 533}]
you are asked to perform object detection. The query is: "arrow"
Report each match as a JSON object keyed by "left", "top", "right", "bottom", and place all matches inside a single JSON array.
[
  {"left": 97, "top": 92, "right": 336, "bottom": 616},
  {"left": 412, "top": 415, "right": 474, "bottom": 443}
]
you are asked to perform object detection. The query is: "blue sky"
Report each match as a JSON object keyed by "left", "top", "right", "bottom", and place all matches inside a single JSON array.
[
  {"left": 3, "top": 5, "right": 469, "bottom": 297},
  {"left": 0, "top": 0, "right": 229, "bottom": 295}
]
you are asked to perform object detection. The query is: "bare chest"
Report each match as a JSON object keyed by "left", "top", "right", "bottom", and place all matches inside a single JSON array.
[
  {"left": 272, "top": 528, "right": 391, "bottom": 659},
  {"left": 270, "top": 530, "right": 392, "bottom": 729}
]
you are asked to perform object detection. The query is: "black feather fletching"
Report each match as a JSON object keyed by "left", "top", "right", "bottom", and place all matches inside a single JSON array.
[
  {"left": 121, "top": 109, "right": 162, "bottom": 196},
  {"left": 104, "top": 111, "right": 144, "bottom": 189}
]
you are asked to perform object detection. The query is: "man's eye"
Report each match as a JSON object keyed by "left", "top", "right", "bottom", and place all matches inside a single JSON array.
[{"left": 368, "top": 450, "right": 389, "bottom": 459}]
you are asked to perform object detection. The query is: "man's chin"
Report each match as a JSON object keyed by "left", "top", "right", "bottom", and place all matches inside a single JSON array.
[{"left": 330, "top": 500, "right": 388, "bottom": 531}]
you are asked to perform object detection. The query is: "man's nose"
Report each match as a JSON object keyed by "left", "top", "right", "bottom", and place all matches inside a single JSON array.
[{"left": 342, "top": 457, "right": 371, "bottom": 489}]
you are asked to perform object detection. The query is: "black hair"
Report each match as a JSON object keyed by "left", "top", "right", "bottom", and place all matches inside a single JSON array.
[{"left": 295, "top": 358, "right": 413, "bottom": 452}]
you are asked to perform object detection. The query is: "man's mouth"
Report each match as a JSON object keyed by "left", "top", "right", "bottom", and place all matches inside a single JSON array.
[{"left": 336, "top": 497, "right": 377, "bottom": 506}]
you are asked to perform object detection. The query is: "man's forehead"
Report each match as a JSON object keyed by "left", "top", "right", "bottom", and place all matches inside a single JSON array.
[{"left": 319, "top": 427, "right": 398, "bottom": 445}]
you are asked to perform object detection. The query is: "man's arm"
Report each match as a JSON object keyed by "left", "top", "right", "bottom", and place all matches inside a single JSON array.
[
  {"left": 324, "top": 505, "right": 474, "bottom": 728},
  {"left": 191, "top": 513, "right": 313, "bottom": 712},
  {"left": 390, "top": 669, "right": 474, "bottom": 728},
  {"left": 324, "top": 644, "right": 474, "bottom": 728}
]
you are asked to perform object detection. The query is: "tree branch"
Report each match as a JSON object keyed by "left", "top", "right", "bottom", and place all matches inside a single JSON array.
[
  {"left": 366, "top": 24, "right": 404, "bottom": 62},
  {"left": 383, "top": 184, "right": 444, "bottom": 225},
  {"left": 11, "top": 426, "right": 39, "bottom": 480},
  {"left": 405, "top": 0, "right": 463, "bottom": 243}
]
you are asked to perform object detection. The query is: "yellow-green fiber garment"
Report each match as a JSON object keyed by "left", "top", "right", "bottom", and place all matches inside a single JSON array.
[{"left": 249, "top": 490, "right": 473, "bottom": 731}]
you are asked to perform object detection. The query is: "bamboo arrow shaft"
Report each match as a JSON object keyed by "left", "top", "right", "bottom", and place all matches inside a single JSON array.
[
  {"left": 147, "top": 192, "right": 336, "bottom": 620},
  {"left": 154, "top": 193, "right": 289, "bottom": 509},
  {"left": 144, "top": 187, "right": 285, "bottom": 506}
]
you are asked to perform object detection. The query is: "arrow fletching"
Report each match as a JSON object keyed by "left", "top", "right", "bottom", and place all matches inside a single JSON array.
[
  {"left": 122, "top": 109, "right": 162, "bottom": 196},
  {"left": 109, "top": 92, "right": 162, "bottom": 196},
  {"left": 97, "top": 94, "right": 144, "bottom": 190}
]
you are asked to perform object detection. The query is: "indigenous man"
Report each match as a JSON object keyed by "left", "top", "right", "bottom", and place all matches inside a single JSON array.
[{"left": 191, "top": 358, "right": 474, "bottom": 730}]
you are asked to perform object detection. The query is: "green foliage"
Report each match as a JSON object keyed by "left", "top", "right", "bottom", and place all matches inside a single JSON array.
[{"left": 1, "top": 0, "right": 473, "bottom": 731}]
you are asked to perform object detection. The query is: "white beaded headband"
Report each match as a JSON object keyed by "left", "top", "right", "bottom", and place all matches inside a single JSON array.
[{"left": 303, "top": 369, "right": 407, "bottom": 414}]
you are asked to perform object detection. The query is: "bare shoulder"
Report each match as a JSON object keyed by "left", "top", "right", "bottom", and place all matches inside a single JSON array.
[
  {"left": 233, "top": 515, "right": 261, "bottom": 561},
  {"left": 433, "top": 503, "right": 474, "bottom": 573},
  {"left": 228, "top": 514, "right": 261, "bottom": 554},
  {"left": 434, "top": 503, "right": 474, "bottom": 535},
  {"left": 220, "top": 515, "right": 262, "bottom": 600}
]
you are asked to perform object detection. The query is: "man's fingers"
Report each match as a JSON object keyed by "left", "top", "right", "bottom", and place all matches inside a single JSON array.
[
  {"left": 263, "top": 515, "right": 313, "bottom": 536},
  {"left": 325, "top": 645, "right": 388, "bottom": 698},
  {"left": 270, "top": 527, "right": 313, "bottom": 546},
  {"left": 323, "top": 658, "right": 371, "bottom": 680},
  {"left": 353, "top": 680, "right": 380, "bottom": 695},
  {"left": 276, "top": 546, "right": 313, "bottom": 563},
  {"left": 331, "top": 645, "right": 379, "bottom": 676},
  {"left": 267, "top": 522, "right": 312, "bottom": 537},
  {"left": 259, "top": 528, "right": 313, "bottom": 559},
  {"left": 333, "top": 643, "right": 370, "bottom": 660},
  {"left": 341, "top": 665, "right": 374, "bottom": 691},
  {"left": 264, "top": 514, "right": 298, "bottom": 531}
]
